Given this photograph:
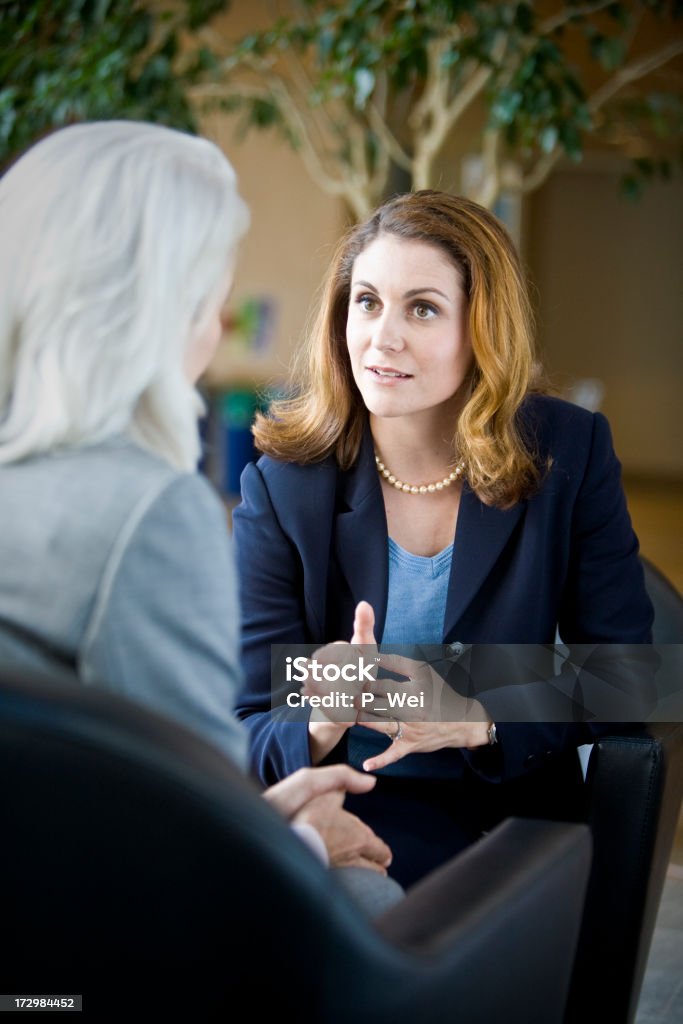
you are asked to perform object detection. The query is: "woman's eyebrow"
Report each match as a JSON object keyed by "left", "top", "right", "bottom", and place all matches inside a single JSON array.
[
  {"left": 352, "top": 280, "right": 452, "bottom": 302},
  {"left": 404, "top": 286, "right": 451, "bottom": 301}
]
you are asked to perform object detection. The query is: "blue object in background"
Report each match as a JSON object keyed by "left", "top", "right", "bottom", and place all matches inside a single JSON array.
[
  {"left": 219, "top": 389, "right": 266, "bottom": 496},
  {"left": 222, "top": 391, "right": 257, "bottom": 495},
  {"left": 200, "top": 386, "right": 283, "bottom": 497}
]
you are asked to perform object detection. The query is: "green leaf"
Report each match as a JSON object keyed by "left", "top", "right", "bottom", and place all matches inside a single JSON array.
[
  {"left": 353, "top": 67, "right": 375, "bottom": 108},
  {"left": 540, "top": 123, "right": 558, "bottom": 153},
  {"left": 558, "top": 121, "right": 582, "bottom": 160},
  {"left": 249, "top": 97, "right": 281, "bottom": 128},
  {"left": 514, "top": 3, "right": 535, "bottom": 34},
  {"left": 491, "top": 89, "right": 522, "bottom": 125},
  {"left": 601, "top": 36, "right": 625, "bottom": 70}
]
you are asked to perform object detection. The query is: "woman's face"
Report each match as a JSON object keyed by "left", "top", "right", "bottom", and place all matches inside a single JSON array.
[
  {"left": 346, "top": 234, "right": 473, "bottom": 424},
  {"left": 184, "top": 264, "right": 234, "bottom": 384}
]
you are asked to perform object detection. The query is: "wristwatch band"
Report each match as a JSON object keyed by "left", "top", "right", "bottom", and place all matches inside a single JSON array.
[{"left": 487, "top": 722, "right": 498, "bottom": 746}]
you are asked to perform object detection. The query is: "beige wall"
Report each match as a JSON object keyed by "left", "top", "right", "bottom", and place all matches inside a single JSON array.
[
  {"left": 204, "top": 113, "right": 342, "bottom": 379},
  {"left": 527, "top": 165, "right": 683, "bottom": 477},
  {"left": 199, "top": 1, "right": 344, "bottom": 388}
]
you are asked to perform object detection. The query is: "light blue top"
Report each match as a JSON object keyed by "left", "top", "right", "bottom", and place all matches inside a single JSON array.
[
  {"left": 348, "top": 537, "right": 454, "bottom": 776},
  {"left": 381, "top": 537, "right": 453, "bottom": 644}
]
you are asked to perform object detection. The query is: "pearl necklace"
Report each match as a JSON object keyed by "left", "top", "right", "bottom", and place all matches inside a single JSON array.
[{"left": 374, "top": 452, "right": 465, "bottom": 494}]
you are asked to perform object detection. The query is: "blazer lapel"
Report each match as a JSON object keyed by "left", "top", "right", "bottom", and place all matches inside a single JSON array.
[
  {"left": 332, "top": 423, "right": 526, "bottom": 643},
  {"left": 443, "top": 484, "right": 526, "bottom": 640},
  {"left": 333, "top": 428, "right": 389, "bottom": 639}
]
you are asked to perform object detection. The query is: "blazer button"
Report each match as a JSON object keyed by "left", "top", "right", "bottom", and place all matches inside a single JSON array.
[
  {"left": 525, "top": 754, "right": 536, "bottom": 766},
  {"left": 449, "top": 642, "right": 464, "bottom": 656}
]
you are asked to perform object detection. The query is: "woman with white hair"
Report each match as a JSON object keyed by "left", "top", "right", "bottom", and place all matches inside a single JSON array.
[
  {"left": 0, "top": 120, "right": 250, "bottom": 759},
  {"left": 0, "top": 122, "right": 396, "bottom": 892}
]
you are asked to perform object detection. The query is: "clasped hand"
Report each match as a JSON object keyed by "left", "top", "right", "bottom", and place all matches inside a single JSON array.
[{"left": 263, "top": 765, "right": 392, "bottom": 873}]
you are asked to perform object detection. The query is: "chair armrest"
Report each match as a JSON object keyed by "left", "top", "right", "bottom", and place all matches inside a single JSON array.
[
  {"left": 375, "top": 818, "right": 592, "bottom": 1024},
  {"left": 566, "top": 723, "right": 683, "bottom": 1023}
]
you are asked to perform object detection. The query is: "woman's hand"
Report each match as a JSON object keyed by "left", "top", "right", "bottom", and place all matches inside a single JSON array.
[
  {"left": 293, "top": 790, "right": 393, "bottom": 873},
  {"left": 263, "top": 765, "right": 393, "bottom": 872},
  {"left": 357, "top": 653, "right": 491, "bottom": 772},
  {"left": 307, "top": 601, "right": 378, "bottom": 763},
  {"left": 263, "top": 764, "right": 377, "bottom": 817}
]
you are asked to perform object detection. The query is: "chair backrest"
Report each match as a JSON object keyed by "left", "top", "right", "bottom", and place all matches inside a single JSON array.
[
  {"left": 0, "top": 664, "right": 592, "bottom": 1023},
  {"left": 642, "top": 555, "right": 683, "bottom": 643},
  {"left": 565, "top": 557, "right": 683, "bottom": 1023}
]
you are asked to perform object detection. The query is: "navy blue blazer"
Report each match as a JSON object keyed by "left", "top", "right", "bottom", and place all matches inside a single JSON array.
[{"left": 233, "top": 395, "right": 653, "bottom": 790}]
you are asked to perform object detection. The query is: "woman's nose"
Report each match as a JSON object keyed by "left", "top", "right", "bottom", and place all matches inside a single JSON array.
[{"left": 371, "top": 310, "right": 405, "bottom": 353}]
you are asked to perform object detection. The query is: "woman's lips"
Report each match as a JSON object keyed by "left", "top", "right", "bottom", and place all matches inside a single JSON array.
[{"left": 366, "top": 365, "right": 413, "bottom": 382}]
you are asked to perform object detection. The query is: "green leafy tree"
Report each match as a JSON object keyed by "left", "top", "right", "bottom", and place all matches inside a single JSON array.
[
  {"left": 0, "top": 0, "right": 228, "bottom": 169},
  {"left": 188, "top": 0, "right": 683, "bottom": 216}
]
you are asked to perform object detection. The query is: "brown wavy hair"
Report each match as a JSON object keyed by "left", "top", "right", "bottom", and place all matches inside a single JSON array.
[{"left": 253, "top": 190, "right": 547, "bottom": 507}]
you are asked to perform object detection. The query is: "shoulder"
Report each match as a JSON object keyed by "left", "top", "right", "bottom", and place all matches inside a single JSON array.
[
  {"left": 86, "top": 453, "right": 234, "bottom": 635},
  {"left": 70, "top": 439, "right": 225, "bottom": 529},
  {"left": 99, "top": 447, "right": 228, "bottom": 556},
  {"left": 519, "top": 394, "right": 621, "bottom": 504},
  {"left": 22, "top": 439, "right": 226, "bottom": 553},
  {"left": 240, "top": 452, "right": 339, "bottom": 508},
  {"left": 234, "top": 453, "right": 346, "bottom": 560},
  {"left": 521, "top": 394, "right": 615, "bottom": 462},
  {"left": 520, "top": 393, "right": 595, "bottom": 444}
]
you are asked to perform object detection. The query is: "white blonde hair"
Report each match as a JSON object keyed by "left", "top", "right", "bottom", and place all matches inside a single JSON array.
[{"left": 0, "top": 120, "right": 250, "bottom": 470}]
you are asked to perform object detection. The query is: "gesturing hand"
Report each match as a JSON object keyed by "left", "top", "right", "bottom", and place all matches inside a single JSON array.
[
  {"left": 350, "top": 600, "right": 377, "bottom": 648},
  {"left": 305, "top": 602, "right": 379, "bottom": 762},
  {"left": 358, "top": 653, "right": 491, "bottom": 772}
]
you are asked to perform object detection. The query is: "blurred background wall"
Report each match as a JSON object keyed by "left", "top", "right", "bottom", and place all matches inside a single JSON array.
[{"left": 528, "top": 163, "right": 682, "bottom": 479}]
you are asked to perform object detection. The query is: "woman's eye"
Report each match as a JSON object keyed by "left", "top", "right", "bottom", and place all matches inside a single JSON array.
[
  {"left": 413, "top": 302, "right": 437, "bottom": 320},
  {"left": 358, "top": 294, "right": 378, "bottom": 312}
]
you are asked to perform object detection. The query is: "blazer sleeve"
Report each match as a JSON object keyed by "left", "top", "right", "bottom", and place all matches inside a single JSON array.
[
  {"left": 232, "top": 461, "right": 314, "bottom": 784},
  {"left": 463, "top": 410, "right": 655, "bottom": 783},
  {"left": 80, "top": 473, "right": 248, "bottom": 771}
]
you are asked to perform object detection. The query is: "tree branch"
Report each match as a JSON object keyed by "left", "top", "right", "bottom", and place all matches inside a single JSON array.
[
  {"left": 367, "top": 103, "right": 413, "bottom": 171},
  {"left": 190, "top": 73, "right": 352, "bottom": 202},
  {"left": 411, "top": 34, "right": 467, "bottom": 189},
  {"left": 539, "top": 0, "right": 617, "bottom": 36},
  {"left": 410, "top": 35, "right": 454, "bottom": 132},
  {"left": 521, "top": 35, "right": 683, "bottom": 195},
  {"left": 411, "top": 29, "right": 508, "bottom": 190},
  {"left": 443, "top": 62, "right": 494, "bottom": 132},
  {"left": 266, "top": 74, "right": 359, "bottom": 200},
  {"left": 587, "top": 37, "right": 683, "bottom": 114},
  {"left": 520, "top": 150, "right": 564, "bottom": 194},
  {"left": 194, "top": 24, "right": 234, "bottom": 60},
  {"left": 276, "top": 43, "right": 344, "bottom": 160},
  {"left": 476, "top": 127, "right": 503, "bottom": 208}
]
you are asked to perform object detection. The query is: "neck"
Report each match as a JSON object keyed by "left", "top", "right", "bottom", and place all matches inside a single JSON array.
[{"left": 369, "top": 408, "right": 459, "bottom": 476}]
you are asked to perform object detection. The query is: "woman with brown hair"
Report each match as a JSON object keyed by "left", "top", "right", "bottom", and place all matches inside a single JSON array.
[{"left": 233, "top": 190, "right": 653, "bottom": 887}]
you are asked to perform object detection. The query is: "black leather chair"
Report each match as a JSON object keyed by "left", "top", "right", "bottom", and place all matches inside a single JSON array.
[
  {"left": 565, "top": 556, "right": 683, "bottom": 1023},
  {"left": 0, "top": 666, "right": 591, "bottom": 1023}
]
